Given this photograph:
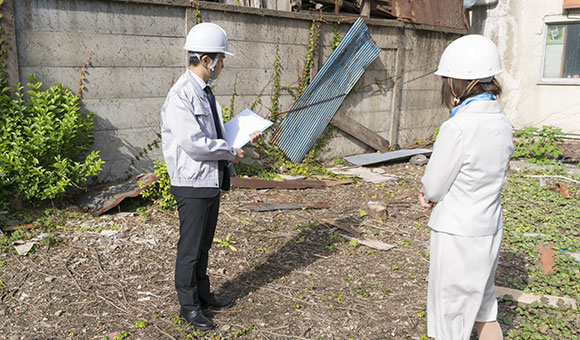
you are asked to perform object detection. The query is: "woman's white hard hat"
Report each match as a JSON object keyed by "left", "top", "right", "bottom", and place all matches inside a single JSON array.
[
  {"left": 435, "top": 34, "right": 502, "bottom": 81},
  {"left": 183, "top": 22, "right": 234, "bottom": 56}
]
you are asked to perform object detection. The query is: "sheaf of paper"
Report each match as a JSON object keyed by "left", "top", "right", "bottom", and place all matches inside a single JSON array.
[{"left": 224, "top": 109, "right": 273, "bottom": 148}]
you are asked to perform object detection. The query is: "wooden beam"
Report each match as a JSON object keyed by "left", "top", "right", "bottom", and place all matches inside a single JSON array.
[
  {"left": 360, "top": 0, "right": 371, "bottom": 17},
  {"left": 330, "top": 112, "right": 390, "bottom": 152},
  {"left": 237, "top": 202, "right": 329, "bottom": 212}
]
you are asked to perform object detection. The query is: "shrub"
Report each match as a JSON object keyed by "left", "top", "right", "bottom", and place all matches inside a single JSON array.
[
  {"left": 0, "top": 75, "right": 103, "bottom": 202},
  {"left": 139, "top": 161, "right": 176, "bottom": 210}
]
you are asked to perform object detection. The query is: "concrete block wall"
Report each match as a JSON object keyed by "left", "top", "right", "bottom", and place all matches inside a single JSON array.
[{"left": 9, "top": 0, "right": 462, "bottom": 182}]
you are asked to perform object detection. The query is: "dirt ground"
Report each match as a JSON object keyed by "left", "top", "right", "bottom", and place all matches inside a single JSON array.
[{"left": 1, "top": 141, "right": 579, "bottom": 340}]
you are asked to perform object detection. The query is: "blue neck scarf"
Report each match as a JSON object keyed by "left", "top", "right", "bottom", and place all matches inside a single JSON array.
[{"left": 449, "top": 92, "right": 496, "bottom": 118}]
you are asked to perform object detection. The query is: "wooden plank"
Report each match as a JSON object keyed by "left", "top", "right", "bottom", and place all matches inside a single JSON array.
[
  {"left": 2, "top": 224, "right": 38, "bottom": 232},
  {"left": 237, "top": 202, "right": 329, "bottom": 212},
  {"left": 319, "top": 218, "right": 362, "bottom": 237},
  {"left": 321, "top": 179, "right": 355, "bottom": 187},
  {"left": 231, "top": 177, "right": 327, "bottom": 189},
  {"left": 495, "top": 286, "right": 577, "bottom": 309},
  {"left": 360, "top": 0, "right": 371, "bottom": 17},
  {"left": 331, "top": 113, "right": 390, "bottom": 152},
  {"left": 340, "top": 233, "right": 395, "bottom": 251}
]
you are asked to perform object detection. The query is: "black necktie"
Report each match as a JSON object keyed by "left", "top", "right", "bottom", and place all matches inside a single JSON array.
[
  {"left": 203, "top": 86, "right": 223, "bottom": 139},
  {"left": 203, "top": 86, "right": 230, "bottom": 190}
]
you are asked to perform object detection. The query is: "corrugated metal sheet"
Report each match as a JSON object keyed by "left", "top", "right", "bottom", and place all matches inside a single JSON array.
[
  {"left": 564, "top": 0, "right": 580, "bottom": 9},
  {"left": 271, "top": 18, "right": 380, "bottom": 163},
  {"left": 344, "top": 148, "right": 432, "bottom": 166},
  {"left": 392, "top": 0, "right": 467, "bottom": 30}
]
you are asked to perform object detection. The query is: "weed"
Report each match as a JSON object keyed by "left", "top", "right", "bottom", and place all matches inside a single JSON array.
[
  {"left": 113, "top": 331, "right": 129, "bottom": 340},
  {"left": 234, "top": 325, "right": 256, "bottom": 337},
  {"left": 354, "top": 287, "right": 370, "bottom": 298},
  {"left": 134, "top": 320, "right": 148, "bottom": 328},
  {"left": 213, "top": 234, "right": 237, "bottom": 251},
  {"left": 512, "top": 126, "right": 563, "bottom": 164}
]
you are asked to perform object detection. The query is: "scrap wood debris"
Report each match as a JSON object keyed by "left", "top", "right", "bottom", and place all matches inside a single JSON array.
[
  {"left": 318, "top": 217, "right": 362, "bottom": 237},
  {"left": 77, "top": 172, "right": 159, "bottom": 216},
  {"left": 325, "top": 226, "right": 395, "bottom": 251},
  {"left": 237, "top": 202, "right": 329, "bottom": 212},
  {"left": 231, "top": 177, "right": 353, "bottom": 189},
  {"left": 495, "top": 286, "right": 577, "bottom": 309}
]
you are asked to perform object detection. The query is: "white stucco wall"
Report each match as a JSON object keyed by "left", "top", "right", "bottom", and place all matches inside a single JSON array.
[{"left": 470, "top": 0, "right": 580, "bottom": 136}]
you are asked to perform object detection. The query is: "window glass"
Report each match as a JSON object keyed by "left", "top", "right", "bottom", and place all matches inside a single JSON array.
[{"left": 543, "top": 23, "right": 580, "bottom": 80}]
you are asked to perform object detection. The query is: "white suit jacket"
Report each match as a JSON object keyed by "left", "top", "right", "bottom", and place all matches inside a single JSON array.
[{"left": 422, "top": 100, "right": 514, "bottom": 236}]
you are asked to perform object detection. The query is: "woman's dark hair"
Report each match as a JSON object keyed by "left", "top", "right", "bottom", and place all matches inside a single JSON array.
[
  {"left": 441, "top": 77, "right": 502, "bottom": 109},
  {"left": 189, "top": 52, "right": 219, "bottom": 67}
]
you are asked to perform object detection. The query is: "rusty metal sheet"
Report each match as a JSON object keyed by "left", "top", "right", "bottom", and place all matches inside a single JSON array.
[
  {"left": 237, "top": 202, "right": 329, "bottom": 212},
  {"left": 392, "top": 0, "right": 467, "bottom": 30},
  {"left": 564, "top": 0, "right": 580, "bottom": 9},
  {"left": 77, "top": 172, "right": 159, "bottom": 216}
]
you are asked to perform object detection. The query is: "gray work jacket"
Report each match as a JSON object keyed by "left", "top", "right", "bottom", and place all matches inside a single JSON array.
[{"left": 160, "top": 70, "right": 236, "bottom": 188}]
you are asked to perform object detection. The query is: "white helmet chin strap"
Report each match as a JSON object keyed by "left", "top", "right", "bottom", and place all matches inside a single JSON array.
[{"left": 190, "top": 52, "right": 220, "bottom": 82}]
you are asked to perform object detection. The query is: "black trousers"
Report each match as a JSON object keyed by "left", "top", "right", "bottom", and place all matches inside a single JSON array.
[{"left": 174, "top": 193, "right": 221, "bottom": 312}]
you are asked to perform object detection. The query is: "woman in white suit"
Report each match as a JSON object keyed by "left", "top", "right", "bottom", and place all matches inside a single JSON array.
[{"left": 419, "top": 35, "right": 514, "bottom": 340}]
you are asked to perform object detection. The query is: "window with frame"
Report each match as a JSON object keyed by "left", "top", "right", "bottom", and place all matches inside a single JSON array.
[{"left": 543, "top": 23, "right": 580, "bottom": 81}]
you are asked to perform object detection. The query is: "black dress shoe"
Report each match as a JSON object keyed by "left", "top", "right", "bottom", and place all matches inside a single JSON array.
[
  {"left": 200, "top": 294, "right": 233, "bottom": 309},
  {"left": 180, "top": 308, "right": 214, "bottom": 330}
]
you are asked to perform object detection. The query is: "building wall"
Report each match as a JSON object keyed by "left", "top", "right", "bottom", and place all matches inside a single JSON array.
[
  {"left": 470, "top": 0, "right": 580, "bottom": 136},
  {"left": 9, "top": 0, "right": 460, "bottom": 181}
]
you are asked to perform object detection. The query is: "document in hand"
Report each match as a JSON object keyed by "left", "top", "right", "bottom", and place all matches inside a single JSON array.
[{"left": 224, "top": 108, "right": 273, "bottom": 148}]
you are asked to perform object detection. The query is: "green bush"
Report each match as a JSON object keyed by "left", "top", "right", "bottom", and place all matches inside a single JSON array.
[
  {"left": 139, "top": 161, "right": 176, "bottom": 210},
  {"left": 0, "top": 75, "right": 103, "bottom": 202},
  {"left": 512, "top": 126, "right": 563, "bottom": 164}
]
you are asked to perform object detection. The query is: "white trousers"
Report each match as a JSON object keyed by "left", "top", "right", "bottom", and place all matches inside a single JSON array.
[{"left": 427, "top": 228, "right": 502, "bottom": 340}]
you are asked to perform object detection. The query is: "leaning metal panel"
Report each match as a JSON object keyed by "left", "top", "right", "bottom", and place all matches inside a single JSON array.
[{"left": 271, "top": 18, "right": 380, "bottom": 163}]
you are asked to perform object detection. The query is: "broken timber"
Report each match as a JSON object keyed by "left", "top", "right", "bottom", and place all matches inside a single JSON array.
[
  {"left": 330, "top": 113, "right": 390, "bottom": 152},
  {"left": 77, "top": 172, "right": 159, "bottom": 216},
  {"left": 231, "top": 177, "right": 352, "bottom": 190},
  {"left": 319, "top": 217, "right": 362, "bottom": 237},
  {"left": 237, "top": 202, "right": 329, "bottom": 212},
  {"left": 495, "top": 286, "right": 577, "bottom": 309}
]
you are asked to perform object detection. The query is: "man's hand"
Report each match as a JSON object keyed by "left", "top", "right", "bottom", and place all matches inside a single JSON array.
[
  {"left": 234, "top": 148, "right": 244, "bottom": 163},
  {"left": 419, "top": 187, "right": 435, "bottom": 209},
  {"left": 249, "top": 130, "right": 262, "bottom": 144}
]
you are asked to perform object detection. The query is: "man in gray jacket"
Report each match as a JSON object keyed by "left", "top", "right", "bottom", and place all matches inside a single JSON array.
[{"left": 160, "top": 22, "right": 260, "bottom": 330}]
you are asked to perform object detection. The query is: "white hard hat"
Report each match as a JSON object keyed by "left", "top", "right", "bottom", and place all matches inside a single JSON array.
[
  {"left": 183, "top": 22, "right": 234, "bottom": 56},
  {"left": 434, "top": 34, "right": 502, "bottom": 80}
]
